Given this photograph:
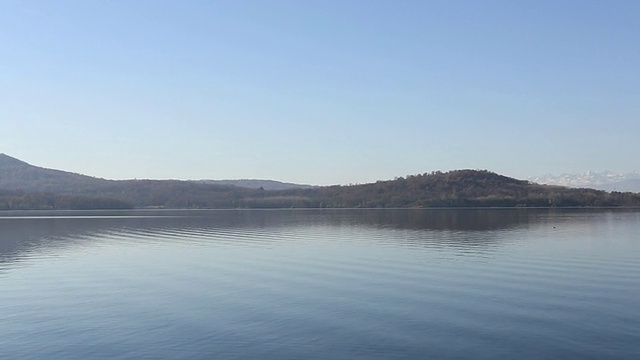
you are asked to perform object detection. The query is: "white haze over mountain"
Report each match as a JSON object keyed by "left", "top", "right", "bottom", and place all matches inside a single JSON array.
[{"left": 529, "top": 171, "right": 640, "bottom": 193}]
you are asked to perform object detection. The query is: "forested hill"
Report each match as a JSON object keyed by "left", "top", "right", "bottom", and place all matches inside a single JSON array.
[
  {"left": 0, "top": 154, "right": 257, "bottom": 209},
  {"left": 0, "top": 153, "right": 112, "bottom": 193},
  {"left": 267, "top": 170, "right": 640, "bottom": 208},
  {"left": 1, "top": 154, "right": 639, "bottom": 209}
]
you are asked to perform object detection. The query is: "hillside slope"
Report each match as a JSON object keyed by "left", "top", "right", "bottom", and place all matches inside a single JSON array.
[
  {"left": 0, "top": 154, "right": 256, "bottom": 208},
  {"left": 0, "top": 154, "right": 112, "bottom": 194},
  {"left": 2, "top": 155, "right": 639, "bottom": 209},
  {"left": 274, "top": 170, "right": 640, "bottom": 208}
]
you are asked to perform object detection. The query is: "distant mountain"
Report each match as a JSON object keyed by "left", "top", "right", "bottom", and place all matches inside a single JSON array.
[
  {"left": 0, "top": 153, "right": 112, "bottom": 194},
  {"left": 0, "top": 154, "right": 132, "bottom": 209},
  {"left": 196, "top": 179, "right": 315, "bottom": 191},
  {"left": 2, "top": 154, "right": 639, "bottom": 209},
  {"left": 0, "top": 153, "right": 253, "bottom": 208},
  {"left": 529, "top": 171, "right": 640, "bottom": 192},
  {"left": 0, "top": 154, "right": 313, "bottom": 193},
  {"left": 272, "top": 170, "right": 640, "bottom": 208}
]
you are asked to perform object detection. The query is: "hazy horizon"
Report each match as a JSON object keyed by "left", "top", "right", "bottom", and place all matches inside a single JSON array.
[{"left": 2, "top": 1, "right": 638, "bottom": 185}]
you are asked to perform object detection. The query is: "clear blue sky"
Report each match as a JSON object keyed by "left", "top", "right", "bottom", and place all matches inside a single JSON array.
[{"left": 1, "top": 0, "right": 638, "bottom": 185}]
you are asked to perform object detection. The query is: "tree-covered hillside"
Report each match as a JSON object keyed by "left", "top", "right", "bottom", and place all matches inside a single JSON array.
[
  {"left": 1, "top": 154, "right": 639, "bottom": 209},
  {"left": 0, "top": 153, "right": 113, "bottom": 194},
  {"left": 0, "top": 189, "right": 132, "bottom": 210},
  {"left": 271, "top": 170, "right": 640, "bottom": 208}
]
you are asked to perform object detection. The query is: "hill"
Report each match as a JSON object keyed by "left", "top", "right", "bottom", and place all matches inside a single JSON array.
[
  {"left": 0, "top": 153, "right": 112, "bottom": 194},
  {"left": 271, "top": 170, "right": 640, "bottom": 208},
  {"left": 196, "top": 179, "right": 315, "bottom": 191},
  {"left": 1, "top": 154, "right": 639, "bottom": 209},
  {"left": 0, "top": 154, "right": 256, "bottom": 209}
]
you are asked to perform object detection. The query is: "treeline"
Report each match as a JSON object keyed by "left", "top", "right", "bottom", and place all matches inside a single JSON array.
[
  {"left": 0, "top": 190, "right": 133, "bottom": 210},
  {"left": 268, "top": 170, "right": 640, "bottom": 208},
  {"left": 2, "top": 170, "right": 640, "bottom": 210}
]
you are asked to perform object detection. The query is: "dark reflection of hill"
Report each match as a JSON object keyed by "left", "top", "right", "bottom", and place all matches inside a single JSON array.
[
  {"left": 347, "top": 208, "right": 543, "bottom": 231},
  {"left": 0, "top": 211, "right": 279, "bottom": 269},
  {"left": 0, "top": 208, "right": 629, "bottom": 270},
  {"left": 0, "top": 216, "right": 144, "bottom": 267},
  {"left": 296, "top": 209, "right": 552, "bottom": 251}
]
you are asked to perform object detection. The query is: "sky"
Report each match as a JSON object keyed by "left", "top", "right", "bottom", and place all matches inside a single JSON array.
[{"left": 1, "top": 0, "right": 638, "bottom": 185}]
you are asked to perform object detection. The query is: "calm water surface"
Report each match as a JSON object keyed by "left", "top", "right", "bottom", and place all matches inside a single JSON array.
[{"left": 1, "top": 209, "right": 639, "bottom": 359}]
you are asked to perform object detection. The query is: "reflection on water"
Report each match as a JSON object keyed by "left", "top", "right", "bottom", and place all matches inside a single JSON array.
[
  {"left": 0, "top": 209, "right": 514, "bottom": 268},
  {"left": 0, "top": 208, "right": 635, "bottom": 266},
  {"left": 0, "top": 209, "right": 639, "bottom": 359}
]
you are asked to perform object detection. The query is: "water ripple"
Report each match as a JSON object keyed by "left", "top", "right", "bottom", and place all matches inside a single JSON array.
[{"left": 1, "top": 209, "right": 639, "bottom": 359}]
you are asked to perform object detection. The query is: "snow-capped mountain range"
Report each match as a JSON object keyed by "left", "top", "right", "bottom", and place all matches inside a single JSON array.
[{"left": 528, "top": 171, "right": 640, "bottom": 193}]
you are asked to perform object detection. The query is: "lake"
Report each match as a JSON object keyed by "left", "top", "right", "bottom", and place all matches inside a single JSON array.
[{"left": 1, "top": 208, "right": 639, "bottom": 359}]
